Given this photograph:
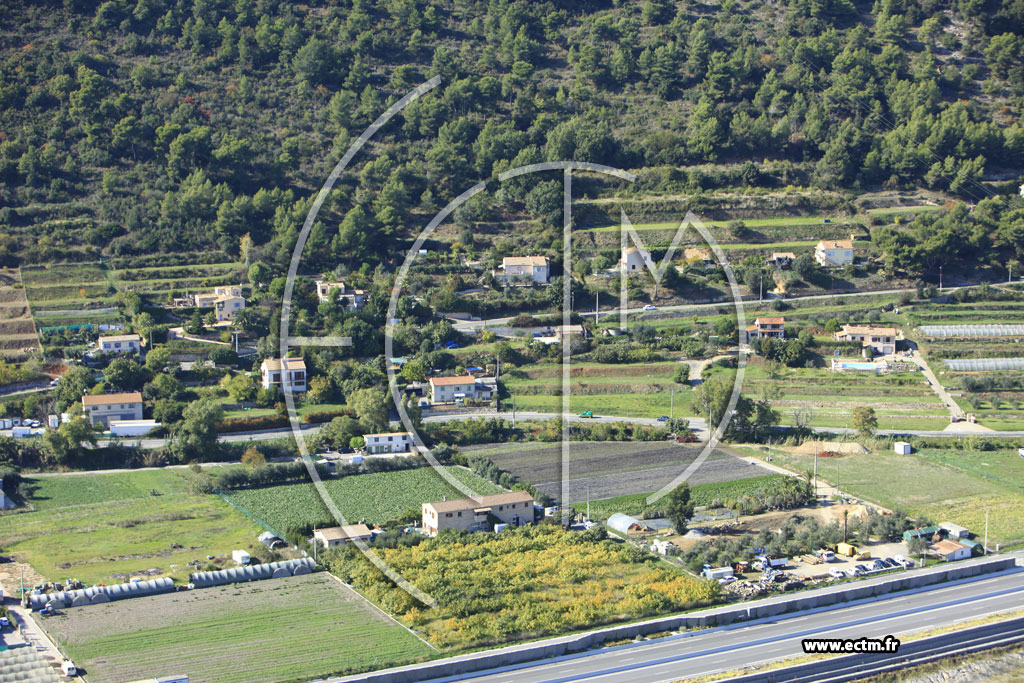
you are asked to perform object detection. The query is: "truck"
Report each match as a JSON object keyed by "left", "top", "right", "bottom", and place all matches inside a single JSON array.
[
  {"left": 754, "top": 555, "right": 788, "bottom": 570},
  {"left": 11, "top": 426, "right": 31, "bottom": 438},
  {"left": 815, "top": 549, "right": 836, "bottom": 562},
  {"left": 854, "top": 550, "right": 872, "bottom": 561},
  {"left": 231, "top": 550, "right": 251, "bottom": 565},
  {"left": 578, "top": 411, "right": 594, "bottom": 418}
]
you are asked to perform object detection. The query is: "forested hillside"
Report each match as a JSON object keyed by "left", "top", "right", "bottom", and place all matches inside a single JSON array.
[{"left": 0, "top": 0, "right": 1021, "bottom": 274}]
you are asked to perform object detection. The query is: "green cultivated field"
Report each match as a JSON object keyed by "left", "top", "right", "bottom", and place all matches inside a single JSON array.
[
  {"left": 0, "top": 470, "right": 262, "bottom": 584},
  {"left": 225, "top": 466, "right": 502, "bottom": 532},
  {"left": 743, "top": 446, "right": 1024, "bottom": 546},
  {"left": 47, "top": 573, "right": 435, "bottom": 683},
  {"left": 576, "top": 474, "right": 790, "bottom": 520}
]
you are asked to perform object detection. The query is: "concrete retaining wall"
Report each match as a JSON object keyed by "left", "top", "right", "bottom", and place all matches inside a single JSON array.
[{"left": 336, "top": 556, "right": 1017, "bottom": 683}]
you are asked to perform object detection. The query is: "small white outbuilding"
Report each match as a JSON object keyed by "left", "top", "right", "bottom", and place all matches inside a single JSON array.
[{"left": 894, "top": 441, "right": 912, "bottom": 455}]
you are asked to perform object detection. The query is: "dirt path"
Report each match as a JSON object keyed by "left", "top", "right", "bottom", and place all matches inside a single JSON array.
[{"left": 910, "top": 350, "right": 963, "bottom": 422}]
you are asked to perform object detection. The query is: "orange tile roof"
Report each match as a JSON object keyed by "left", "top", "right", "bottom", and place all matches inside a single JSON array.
[
  {"left": 82, "top": 392, "right": 143, "bottom": 406},
  {"left": 429, "top": 375, "right": 475, "bottom": 386}
]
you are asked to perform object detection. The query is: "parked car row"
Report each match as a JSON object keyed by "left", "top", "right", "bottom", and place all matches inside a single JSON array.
[{"left": 830, "top": 555, "right": 914, "bottom": 579}]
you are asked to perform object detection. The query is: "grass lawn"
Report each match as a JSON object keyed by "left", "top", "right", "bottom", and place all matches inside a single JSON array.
[
  {"left": 224, "top": 466, "right": 503, "bottom": 532},
  {"left": 47, "top": 573, "right": 436, "bottom": 683},
  {"left": 741, "top": 446, "right": 1024, "bottom": 546},
  {"left": 0, "top": 470, "right": 263, "bottom": 584}
]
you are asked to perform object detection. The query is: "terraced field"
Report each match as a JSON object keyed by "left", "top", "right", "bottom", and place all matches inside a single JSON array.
[
  {"left": 47, "top": 573, "right": 436, "bottom": 683},
  {"left": 112, "top": 262, "right": 245, "bottom": 296},
  {"left": 0, "top": 268, "right": 40, "bottom": 359}
]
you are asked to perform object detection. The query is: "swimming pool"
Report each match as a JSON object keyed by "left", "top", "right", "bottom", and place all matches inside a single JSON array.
[{"left": 838, "top": 362, "right": 878, "bottom": 371}]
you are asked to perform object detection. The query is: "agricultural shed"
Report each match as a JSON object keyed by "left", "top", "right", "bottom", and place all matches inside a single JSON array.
[
  {"left": 189, "top": 557, "right": 315, "bottom": 588},
  {"left": 28, "top": 577, "right": 174, "bottom": 611}
]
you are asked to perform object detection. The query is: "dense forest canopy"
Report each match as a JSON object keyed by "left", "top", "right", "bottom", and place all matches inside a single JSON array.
[{"left": 0, "top": 0, "right": 1021, "bottom": 274}]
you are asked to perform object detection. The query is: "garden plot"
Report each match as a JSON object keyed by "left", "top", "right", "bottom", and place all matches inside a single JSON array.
[
  {"left": 46, "top": 573, "right": 435, "bottom": 683},
  {"left": 473, "top": 441, "right": 773, "bottom": 503}
]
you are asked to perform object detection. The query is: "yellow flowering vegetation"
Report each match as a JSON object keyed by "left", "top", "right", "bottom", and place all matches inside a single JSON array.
[{"left": 326, "top": 524, "right": 721, "bottom": 650}]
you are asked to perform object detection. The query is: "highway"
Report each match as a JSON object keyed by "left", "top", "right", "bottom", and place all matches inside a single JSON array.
[{"left": 401, "top": 566, "right": 1024, "bottom": 683}]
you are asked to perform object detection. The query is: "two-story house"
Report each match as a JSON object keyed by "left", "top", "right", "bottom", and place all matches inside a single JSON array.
[
  {"left": 315, "top": 280, "right": 367, "bottom": 310},
  {"left": 501, "top": 256, "right": 550, "bottom": 285},
  {"left": 421, "top": 490, "right": 535, "bottom": 536},
  {"left": 428, "top": 375, "right": 477, "bottom": 404},
  {"left": 260, "top": 358, "right": 307, "bottom": 392},
  {"left": 835, "top": 325, "right": 899, "bottom": 356},
  {"left": 97, "top": 334, "right": 142, "bottom": 355},
  {"left": 82, "top": 392, "right": 144, "bottom": 427},
  {"left": 745, "top": 317, "right": 785, "bottom": 343},
  {"left": 363, "top": 432, "right": 412, "bottom": 454},
  {"left": 814, "top": 240, "right": 854, "bottom": 267}
]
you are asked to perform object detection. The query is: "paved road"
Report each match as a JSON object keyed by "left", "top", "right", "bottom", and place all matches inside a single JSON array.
[
  {"left": 356, "top": 563, "right": 1024, "bottom": 683},
  {"left": 451, "top": 284, "right": 988, "bottom": 331},
  {"left": 84, "top": 409, "right": 1024, "bottom": 453}
]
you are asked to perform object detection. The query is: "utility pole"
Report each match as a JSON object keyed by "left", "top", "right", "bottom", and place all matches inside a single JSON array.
[
  {"left": 939, "top": 264, "right": 943, "bottom": 291},
  {"left": 759, "top": 275, "right": 763, "bottom": 304},
  {"left": 984, "top": 510, "right": 989, "bottom": 555},
  {"left": 813, "top": 445, "right": 818, "bottom": 501},
  {"left": 512, "top": 394, "right": 516, "bottom": 428},
  {"left": 670, "top": 389, "right": 674, "bottom": 421},
  {"left": 595, "top": 290, "right": 599, "bottom": 322}
]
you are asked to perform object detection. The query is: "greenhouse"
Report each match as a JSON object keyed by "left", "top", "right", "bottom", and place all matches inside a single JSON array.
[
  {"left": 28, "top": 577, "right": 175, "bottom": 611},
  {"left": 942, "top": 358, "right": 1024, "bottom": 372},
  {"left": 189, "top": 557, "right": 315, "bottom": 588},
  {"left": 920, "top": 324, "right": 1024, "bottom": 338}
]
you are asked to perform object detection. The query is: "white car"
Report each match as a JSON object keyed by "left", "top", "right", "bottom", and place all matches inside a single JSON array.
[
  {"left": 846, "top": 568, "right": 861, "bottom": 578},
  {"left": 718, "top": 575, "right": 738, "bottom": 585},
  {"left": 643, "top": 304, "right": 657, "bottom": 311},
  {"left": 0, "top": 616, "right": 9, "bottom": 628},
  {"left": 829, "top": 568, "right": 846, "bottom": 579}
]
